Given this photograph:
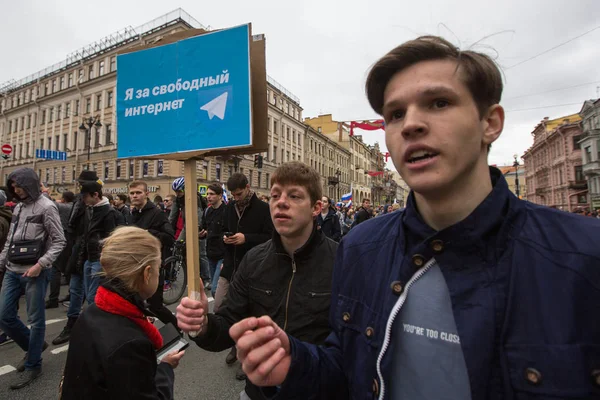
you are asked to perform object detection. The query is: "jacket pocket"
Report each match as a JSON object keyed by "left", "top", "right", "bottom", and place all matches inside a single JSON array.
[
  {"left": 249, "top": 285, "right": 277, "bottom": 311},
  {"left": 505, "top": 344, "right": 600, "bottom": 399}
]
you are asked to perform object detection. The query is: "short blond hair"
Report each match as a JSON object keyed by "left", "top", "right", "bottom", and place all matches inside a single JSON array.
[
  {"left": 392, "top": 203, "right": 401, "bottom": 211},
  {"left": 100, "top": 227, "right": 161, "bottom": 292}
]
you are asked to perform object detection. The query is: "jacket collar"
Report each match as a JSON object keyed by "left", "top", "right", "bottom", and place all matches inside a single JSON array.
[
  {"left": 133, "top": 200, "right": 156, "bottom": 214},
  {"left": 401, "top": 166, "right": 515, "bottom": 256},
  {"left": 273, "top": 221, "right": 323, "bottom": 260},
  {"left": 102, "top": 278, "right": 151, "bottom": 315}
]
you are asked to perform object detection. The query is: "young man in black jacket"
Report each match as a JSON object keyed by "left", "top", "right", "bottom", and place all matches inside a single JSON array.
[
  {"left": 129, "top": 180, "right": 177, "bottom": 328},
  {"left": 199, "top": 183, "right": 226, "bottom": 299},
  {"left": 176, "top": 162, "right": 337, "bottom": 399},
  {"left": 316, "top": 196, "right": 341, "bottom": 242},
  {"left": 53, "top": 179, "right": 124, "bottom": 345},
  {"left": 351, "top": 197, "right": 372, "bottom": 227}
]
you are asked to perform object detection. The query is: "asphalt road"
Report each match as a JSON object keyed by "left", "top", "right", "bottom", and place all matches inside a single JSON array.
[{"left": 0, "top": 292, "right": 245, "bottom": 399}]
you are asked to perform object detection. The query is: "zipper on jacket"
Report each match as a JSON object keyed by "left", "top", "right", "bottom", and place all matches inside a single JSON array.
[
  {"left": 283, "top": 258, "right": 297, "bottom": 331},
  {"left": 375, "top": 258, "right": 436, "bottom": 400},
  {"left": 308, "top": 291, "right": 331, "bottom": 298}
]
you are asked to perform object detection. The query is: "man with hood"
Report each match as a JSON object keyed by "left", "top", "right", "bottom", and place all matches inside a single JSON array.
[
  {"left": 0, "top": 168, "right": 66, "bottom": 390},
  {"left": 52, "top": 177, "right": 124, "bottom": 346}
]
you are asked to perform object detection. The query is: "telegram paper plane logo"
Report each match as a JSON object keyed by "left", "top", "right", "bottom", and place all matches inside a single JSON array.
[{"left": 200, "top": 92, "right": 228, "bottom": 120}]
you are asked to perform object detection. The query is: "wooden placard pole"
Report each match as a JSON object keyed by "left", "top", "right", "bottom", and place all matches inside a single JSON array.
[{"left": 183, "top": 159, "right": 202, "bottom": 315}]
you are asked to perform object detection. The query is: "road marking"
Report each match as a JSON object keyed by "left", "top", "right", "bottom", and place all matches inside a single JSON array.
[
  {"left": 0, "top": 365, "right": 16, "bottom": 376},
  {"left": 26, "top": 317, "right": 67, "bottom": 329},
  {"left": 51, "top": 344, "right": 69, "bottom": 355}
]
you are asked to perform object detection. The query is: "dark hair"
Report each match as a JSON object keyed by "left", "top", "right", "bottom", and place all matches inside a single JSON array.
[
  {"left": 208, "top": 183, "right": 223, "bottom": 195},
  {"left": 362, "top": 198, "right": 371, "bottom": 204},
  {"left": 154, "top": 195, "right": 163, "bottom": 204},
  {"left": 270, "top": 162, "right": 322, "bottom": 204},
  {"left": 116, "top": 194, "right": 128, "bottom": 203},
  {"left": 366, "top": 36, "right": 503, "bottom": 118},
  {"left": 62, "top": 191, "right": 75, "bottom": 203},
  {"left": 105, "top": 193, "right": 114, "bottom": 202},
  {"left": 81, "top": 181, "right": 103, "bottom": 198},
  {"left": 227, "top": 173, "right": 249, "bottom": 191},
  {"left": 322, "top": 196, "right": 331, "bottom": 205}
]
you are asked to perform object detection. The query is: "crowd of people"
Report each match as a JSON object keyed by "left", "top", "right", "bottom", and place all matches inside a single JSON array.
[{"left": 0, "top": 34, "right": 598, "bottom": 400}]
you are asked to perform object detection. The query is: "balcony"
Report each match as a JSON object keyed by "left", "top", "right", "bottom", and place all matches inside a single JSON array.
[
  {"left": 582, "top": 161, "right": 600, "bottom": 176},
  {"left": 568, "top": 180, "right": 588, "bottom": 190},
  {"left": 327, "top": 176, "right": 340, "bottom": 186}
]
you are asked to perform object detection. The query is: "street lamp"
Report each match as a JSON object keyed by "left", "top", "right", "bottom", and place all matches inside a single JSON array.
[
  {"left": 79, "top": 116, "right": 102, "bottom": 169},
  {"left": 335, "top": 168, "right": 341, "bottom": 201},
  {"left": 513, "top": 154, "right": 520, "bottom": 198}
]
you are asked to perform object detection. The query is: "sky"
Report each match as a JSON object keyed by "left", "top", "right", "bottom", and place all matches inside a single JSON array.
[{"left": 1, "top": 0, "right": 599, "bottom": 171}]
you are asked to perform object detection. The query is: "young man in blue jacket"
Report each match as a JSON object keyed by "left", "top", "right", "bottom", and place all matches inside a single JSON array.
[{"left": 229, "top": 36, "right": 600, "bottom": 399}]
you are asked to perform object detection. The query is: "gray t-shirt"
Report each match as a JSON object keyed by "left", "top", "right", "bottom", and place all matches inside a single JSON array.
[{"left": 390, "top": 262, "right": 471, "bottom": 400}]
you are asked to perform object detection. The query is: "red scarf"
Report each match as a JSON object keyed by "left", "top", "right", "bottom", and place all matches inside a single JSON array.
[{"left": 95, "top": 286, "right": 163, "bottom": 350}]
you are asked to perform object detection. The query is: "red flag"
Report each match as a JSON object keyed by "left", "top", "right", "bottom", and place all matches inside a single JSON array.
[
  {"left": 350, "top": 120, "right": 385, "bottom": 136},
  {"left": 367, "top": 171, "right": 385, "bottom": 177}
]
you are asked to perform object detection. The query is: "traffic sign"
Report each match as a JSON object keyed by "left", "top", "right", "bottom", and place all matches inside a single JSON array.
[
  {"left": 35, "top": 149, "right": 67, "bottom": 161},
  {"left": 116, "top": 24, "right": 255, "bottom": 158},
  {"left": 1, "top": 144, "right": 13, "bottom": 155}
]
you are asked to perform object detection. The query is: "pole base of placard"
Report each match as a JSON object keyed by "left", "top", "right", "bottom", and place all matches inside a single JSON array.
[{"left": 188, "top": 290, "right": 203, "bottom": 338}]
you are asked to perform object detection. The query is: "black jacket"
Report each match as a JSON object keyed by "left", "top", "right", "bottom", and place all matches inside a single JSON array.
[
  {"left": 192, "top": 225, "right": 337, "bottom": 399},
  {"left": 201, "top": 202, "right": 226, "bottom": 260},
  {"left": 83, "top": 199, "right": 124, "bottom": 262},
  {"left": 316, "top": 208, "right": 341, "bottom": 242},
  {"left": 221, "top": 193, "right": 273, "bottom": 281},
  {"left": 352, "top": 206, "right": 371, "bottom": 227},
  {"left": 117, "top": 205, "right": 132, "bottom": 225},
  {"left": 61, "top": 281, "right": 174, "bottom": 400},
  {"left": 132, "top": 201, "right": 175, "bottom": 261}
]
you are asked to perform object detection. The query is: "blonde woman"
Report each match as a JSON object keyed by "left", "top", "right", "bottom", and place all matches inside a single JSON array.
[{"left": 60, "top": 227, "right": 184, "bottom": 399}]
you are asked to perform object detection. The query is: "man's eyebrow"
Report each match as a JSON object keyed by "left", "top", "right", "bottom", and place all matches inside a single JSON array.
[{"left": 383, "top": 85, "right": 458, "bottom": 113}]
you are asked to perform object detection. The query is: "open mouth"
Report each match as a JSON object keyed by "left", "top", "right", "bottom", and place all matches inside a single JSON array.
[
  {"left": 274, "top": 214, "right": 291, "bottom": 220},
  {"left": 407, "top": 150, "right": 439, "bottom": 164}
]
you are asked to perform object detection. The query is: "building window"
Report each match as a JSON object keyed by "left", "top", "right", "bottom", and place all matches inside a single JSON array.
[
  {"left": 88, "top": 65, "right": 94, "bottom": 80},
  {"left": 105, "top": 124, "right": 112, "bottom": 145},
  {"left": 65, "top": 102, "right": 71, "bottom": 117},
  {"left": 72, "top": 165, "right": 76, "bottom": 182},
  {"left": 158, "top": 160, "right": 164, "bottom": 176},
  {"left": 73, "top": 131, "right": 78, "bottom": 151},
  {"left": 61, "top": 167, "right": 66, "bottom": 183},
  {"left": 40, "top": 138, "right": 44, "bottom": 149},
  {"left": 78, "top": 69, "right": 84, "bottom": 83},
  {"left": 116, "top": 161, "right": 122, "bottom": 179},
  {"left": 287, "top": 127, "right": 290, "bottom": 141},
  {"left": 45, "top": 168, "right": 50, "bottom": 183},
  {"left": 273, "top": 146, "right": 278, "bottom": 162},
  {"left": 585, "top": 146, "right": 592, "bottom": 163},
  {"left": 63, "top": 134, "right": 68, "bottom": 151},
  {"left": 99, "top": 61, "right": 105, "bottom": 76},
  {"left": 26, "top": 115, "right": 31, "bottom": 129},
  {"left": 55, "top": 135, "right": 60, "bottom": 151},
  {"left": 57, "top": 104, "right": 62, "bottom": 120},
  {"left": 52, "top": 80, "right": 57, "bottom": 93},
  {"left": 68, "top": 73, "right": 73, "bottom": 87},
  {"left": 49, "top": 107, "right": 54, "bottom": 122},
  {"left": 129, "top": 160, "right": 134, "bottom": 178},
  {"left": 48, "top": 137, "right": 52, "bottom": 150},
  {"left": 104, "top": 161, "right": 109, "bottom": 180},
  {"left": 26, "top": 142, "right": 30, "bottom": 158},
  {"left": 53, "top": 168, "right": 58, "bottom": 184},
  {"left": 273, "top": 120, "right": 278, "bottom": 135},
  {"left": 216, "top": 163, "right": 221, "bottom": 181},
  {"left": 110, "top": 56, "right": 116, "bottom": 72},
  {"left": 44, "top": 83, "right": 49, "bottom": 96},
  {"left": 249, "top": 170, "right": 254, "bottom": 186},
  {"left": 578, "top": 194, "right": 587, "bottom": 204},
  {"left": 60, "top": 76, "right": 65, "bottom": 90},
  {"left": 572, "top": 135, "right": 582, "bottom": 150},
  {"left": 74, "top": 100, "right": 79, "bottom": 116},
  {"left": 107, "top": 91, "right": 113, "bottom": 107},
  {"left": 228, "top": 165, "right": 234, "bottom": 178},
  {"left": 287, "top": 151, "right": 290, "bottom": 161},
  {"left": 85, "top": 97, "right": 91, "bottom": 113},
  {"left": 575, "top": 165, "right": 584, "bottom": 181},
  {"left": 266, "top": 173, "right": 270, "bottom": 189},
  {"left": 258, "top": 171, "right": 262, "bottom": 188},
  {"left": 267, "top": 117, "right": 271, "bottom": 132},
  {"left": 292, "top": 130, "right": 296, "bottom": 143},
  {"left": 94, "top": 126, "right": 100, "bottom": 148},
  {"left": 143, "top": 161, "right": 149, "bottom": 177},
  {"left": 96, "top": 94, "right": 102, "bottom": 111}
]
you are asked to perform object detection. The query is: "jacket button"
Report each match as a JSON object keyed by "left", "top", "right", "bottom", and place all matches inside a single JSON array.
[
  {"left": 525, "top": 368, "right": 542, "bottom": 385},
  {"left": 372, "top": 378, "right": 379, "bottom": 395},
  {"left": 412, "top": 254, "right": 425, "bottom": 267},
  {"left": 342, "top": 312, "right": 351, "bottom": 322},
  {"left": 365, "top": 327, "right": 374, "bottom": 338},
  {"left": 390, "top": 281, "right": 403, "bottom": 295},
  {"left": 431, "top": 240, "right": 444, "bottom": 253},
  {"left": 592, "top": 369, "right": 600, "bottom": 387}
]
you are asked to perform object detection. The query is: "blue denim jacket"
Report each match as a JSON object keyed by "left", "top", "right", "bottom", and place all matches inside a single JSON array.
[{"left": 279, "top": 167, "right": 600, "bottom": 400}]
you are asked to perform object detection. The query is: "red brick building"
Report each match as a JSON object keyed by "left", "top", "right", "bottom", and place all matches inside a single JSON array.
[{"left": 522, "top": 113, "right": 589, "bottom": 211}]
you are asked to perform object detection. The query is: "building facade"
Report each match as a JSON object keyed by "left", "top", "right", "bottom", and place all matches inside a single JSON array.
[
  {"left": 0, "top": 10, "right": 320, "bottom": 201},
  {"left": 522, "top": 113, "right": 589, "bottom": 211},
  {"left": 304, "top": 114, "right": 386, "bottom": 204},
  {"left": 497, "top": 164, "right": 527, "bottom": 199},
  {"left": 579, "top": 99, "right": 600, "bottom": 210}
]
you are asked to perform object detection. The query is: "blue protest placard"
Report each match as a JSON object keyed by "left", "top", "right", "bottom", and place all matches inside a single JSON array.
[{"left": 116, "top": 24, "right": 253, "bottom": 158}]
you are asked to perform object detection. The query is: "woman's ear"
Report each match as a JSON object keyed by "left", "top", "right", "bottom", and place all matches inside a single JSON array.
[{"left": 143, "top": 265, "right": 152, "bottom": 285}]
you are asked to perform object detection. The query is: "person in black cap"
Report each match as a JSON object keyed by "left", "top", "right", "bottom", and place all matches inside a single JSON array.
[{"left": 53, "top": 173, "right": 124, "bottom": 345}]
